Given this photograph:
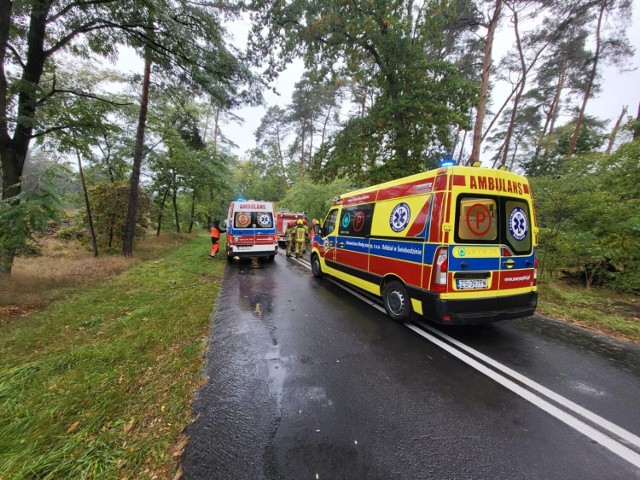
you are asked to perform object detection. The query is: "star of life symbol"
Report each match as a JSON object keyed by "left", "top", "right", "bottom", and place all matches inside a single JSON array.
[
  {"left": 390, "top": 203, "right": 411, "bottom": 232},
  {"left": 509, "top": 207, "right": 528, "bottom": 241},
  {"left": 258, "top": 214, "right": 271, "bottom": 227}
]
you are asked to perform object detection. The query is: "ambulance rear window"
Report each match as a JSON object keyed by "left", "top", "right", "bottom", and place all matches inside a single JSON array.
[
  {"left": 456, "top": 197, "right": 498, "bottom": 242},
  {"left": 505, "top": 200, "right": 531, "bottom": 254},
  {"left": 234, "top": 211, "right": 273, "bottom": 229}
]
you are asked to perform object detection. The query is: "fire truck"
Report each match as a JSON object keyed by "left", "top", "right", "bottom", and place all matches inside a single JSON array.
[{"left": 275, "top": 210, "right": 308, "bottom": 247}]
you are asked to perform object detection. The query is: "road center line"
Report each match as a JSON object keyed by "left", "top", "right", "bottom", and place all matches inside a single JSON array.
[
  {"left": 405, "top": 323, "right": 640, "bottom": 470},
  {"left": 414, "top": 320, "right": 640, "bottom": 450}
]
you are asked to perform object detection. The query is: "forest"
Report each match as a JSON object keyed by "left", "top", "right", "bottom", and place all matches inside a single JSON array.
[{"left": 1, "top": 0, "right": 639, "bottom": 292}]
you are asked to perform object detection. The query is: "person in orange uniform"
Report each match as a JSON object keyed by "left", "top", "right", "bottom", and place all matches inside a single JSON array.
[{"left": 210, "top": 220, "right": 221, "bottom": 258}]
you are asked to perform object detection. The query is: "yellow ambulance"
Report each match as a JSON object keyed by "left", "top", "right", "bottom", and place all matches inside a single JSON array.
[{"left": 310, "top": 165, "right": 538, "bottom": 325}]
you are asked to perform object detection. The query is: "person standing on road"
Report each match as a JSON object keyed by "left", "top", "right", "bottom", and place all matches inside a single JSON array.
[
  {"left": 294, "top": 219, "right": 306, "bottom": 258},
  {"left": 285, "top": 221, "right": 295, "bottom": 257},
  {"left": 310, "top": 218, "right": 319, "bottom": 239},
  {"left": 210, "top": 220, "right": 221, "bottom": 258}
]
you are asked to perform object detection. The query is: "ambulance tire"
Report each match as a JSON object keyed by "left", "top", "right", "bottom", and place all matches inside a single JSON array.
[
  {"left": 382, "top": 280, "right": 411, "bottom": 322},
  {"left": 311, "top": 254, "right": 323, "bottom": 277}
]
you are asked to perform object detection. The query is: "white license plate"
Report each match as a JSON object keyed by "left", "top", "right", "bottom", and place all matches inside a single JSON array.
[
  {"left": 236, "top": 246, "right": 252, "bottom": 250},
  {"left": 456, "top": 279, "right": 488, "bottom": 290}
]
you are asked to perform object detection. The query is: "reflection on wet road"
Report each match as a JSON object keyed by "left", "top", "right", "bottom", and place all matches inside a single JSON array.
[{"left": 181, "top": 252, "right": 640, "bottom": 480}]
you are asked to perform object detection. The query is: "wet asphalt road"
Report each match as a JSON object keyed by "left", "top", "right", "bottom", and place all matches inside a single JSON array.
[{"left": 181, "top": 252, "right": 640, "bottom": 480}]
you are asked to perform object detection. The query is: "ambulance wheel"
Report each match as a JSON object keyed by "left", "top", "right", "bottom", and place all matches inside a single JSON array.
[
  {"left": 311, "top": 254, "right": 323, "bottom": 277},
  {"left": 382, "top": 280, "right": 411, "bottom": 322}
]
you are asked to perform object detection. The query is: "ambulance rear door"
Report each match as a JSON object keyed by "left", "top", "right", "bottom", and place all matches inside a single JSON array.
[
  {"left": 499, "top": 197, "right": 536, "bottom": 294},
  {"left": 452, "top": 195, "right": 535, "bottom": 297}
]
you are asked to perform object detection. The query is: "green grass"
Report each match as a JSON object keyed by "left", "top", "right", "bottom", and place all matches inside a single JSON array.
[
  {"left": 537, "top": 278, "right": 640, "bottom": 343},
  {"left": 0, "top": 232, "right": 224, "bottom": 479}
]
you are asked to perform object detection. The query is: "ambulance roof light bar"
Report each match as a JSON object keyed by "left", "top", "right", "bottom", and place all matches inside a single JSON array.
[{"left": 439, "top": 156, "right": 456, "bottom": 168}]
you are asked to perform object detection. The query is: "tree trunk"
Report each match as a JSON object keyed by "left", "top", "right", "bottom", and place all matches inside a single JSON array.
[
  {"left": 470, "top": 0, "right": 503, "bottom": 165},
  {"left": 172, "top": 171, "right": 180, "bottom": 233},
  {"left": 75, "top": 148, "right": 99, "bottom": 257},
  {"left": 188, "top": 189, "right": 196, "bottom": 233},
  {"left": 500, "top": 8, "right": 525, "bottom": 167},
  {"left": 156, "top": 187, "right": 169, "bottom": 236},
  {"left": 0, "top": 0, "right": 52, "bottom": 276},
  {"left": 500, "top": 5, "right": 550, "bottom": 168},
  {"left": 568, "top": 1, "right": 606, "bottom": 158},
  {"left": 457, "top": 129, "right": 468, "bottom": 164},
  {"left": 0, "top": 145, "right": 22, "bottom": 275},
  {"left": 122, "top": 46, "right": 152, "bottom": 256},
  {"left": 606, "top": 105, "right": 628, "bottom": 154},
  {"left": 533, "top": 59, "right": 567, "bottom": 164}
]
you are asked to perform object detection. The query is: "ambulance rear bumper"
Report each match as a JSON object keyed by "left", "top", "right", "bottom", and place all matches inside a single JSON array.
[{"left": 420, "top": 291, "right": 537, "bottom": 325}]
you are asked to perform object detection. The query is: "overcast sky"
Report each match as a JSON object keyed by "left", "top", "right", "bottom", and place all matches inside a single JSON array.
[{"left": 116, "top": 0, "right": 640, "bottom": 164}]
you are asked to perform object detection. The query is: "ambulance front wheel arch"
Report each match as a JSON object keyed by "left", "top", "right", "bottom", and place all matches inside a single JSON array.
[
  {"left": 311, "top": 253, "right": 323, "bottom": 277},
  {"left": 382, "top": 278, "right": 411, "bottom": 322}
]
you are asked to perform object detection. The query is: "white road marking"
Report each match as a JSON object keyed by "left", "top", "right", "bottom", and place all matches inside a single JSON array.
[
  {"left": 305, "top": 267, "right": 640, "bottom": 469},
  {"left": 405, "top": 324, "right": 640, "bottom": 470},
  {"left": 416, "top": 320, "right": 640, "bottom": 450}
]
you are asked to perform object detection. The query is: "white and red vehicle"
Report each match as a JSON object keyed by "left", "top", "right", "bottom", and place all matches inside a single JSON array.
[
  {"left": 275, "top": 210, "right": 308, "bottom": 247},
  {"left": 225, "top": 200, "right": 278, "bottom": 261}
]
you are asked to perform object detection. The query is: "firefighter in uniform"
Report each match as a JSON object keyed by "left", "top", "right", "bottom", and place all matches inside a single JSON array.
[
  {"left": 210, "top": 220, "right": 221, "bottom": 258},
  {"left": 285, "top": 221, "right": 295, "bottom": 257},
  {"left": 302, "top": 219, "right": 310, "bottom": 253},
  {"left": 294, "top": 219, "right": 307, "bottom": 258}
]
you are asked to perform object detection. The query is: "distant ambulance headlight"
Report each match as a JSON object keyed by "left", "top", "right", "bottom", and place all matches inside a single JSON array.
[{"left": 234, "top": 236, "right": 239, "bottom": 242}]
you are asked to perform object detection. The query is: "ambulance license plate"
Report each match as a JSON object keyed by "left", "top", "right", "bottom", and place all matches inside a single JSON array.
[
  {"left": 456, "top": 279, "right": 487, "bottom": 290},
  {"left": 236, "top": 246, "right": 252, "bottom": 250}
]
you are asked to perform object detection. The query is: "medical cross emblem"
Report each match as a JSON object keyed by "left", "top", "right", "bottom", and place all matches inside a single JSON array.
[
  {"left": 390, "top": 203, "right": 411, "bottom": 232},
  {"left": 509, "top": 207, "right": 528, "bottom": 241}
]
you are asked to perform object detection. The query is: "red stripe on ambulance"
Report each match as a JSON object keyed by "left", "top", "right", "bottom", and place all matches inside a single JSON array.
[{"left": 369, "top": 256, "right": 422, "bottom": 287}]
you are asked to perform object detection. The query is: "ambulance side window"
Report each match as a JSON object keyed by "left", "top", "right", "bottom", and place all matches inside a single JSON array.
[
  {"left": 339, "top": 204, "right": 374, "bottom": 237},
  {"left": 323, "top": 209, "right": 339, "bottom": 236}
]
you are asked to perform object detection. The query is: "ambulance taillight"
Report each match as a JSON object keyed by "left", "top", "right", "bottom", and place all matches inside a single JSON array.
[
  {"left": 534, "top": 257, "right": 539, "bottom": 285},
  {"left": 431, "top": 247, "right": 449, "bottom": 293}
]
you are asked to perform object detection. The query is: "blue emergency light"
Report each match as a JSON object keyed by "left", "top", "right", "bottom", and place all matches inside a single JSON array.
[
  {"left": 235, "top": 194, "right": 245, "bottom": 201},
  {"left": 440, "top": 156, "right": 456, "bottom": 168}
]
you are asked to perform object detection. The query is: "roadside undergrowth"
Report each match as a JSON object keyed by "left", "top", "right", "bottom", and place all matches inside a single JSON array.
[
  {"left": 537, "top": 278, "right": 640, "bottom": 344},
  {"left": 0, "top": 232, "right": 225, "bottom": 479}
]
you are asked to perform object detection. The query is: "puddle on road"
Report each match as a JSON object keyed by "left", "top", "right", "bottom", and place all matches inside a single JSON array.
[{"left": 265, "top": 345, "right": 286, "bottom": 410}]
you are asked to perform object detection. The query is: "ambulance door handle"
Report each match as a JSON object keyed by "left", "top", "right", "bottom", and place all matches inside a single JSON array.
[
  {"left": 526, "top": 260, "right": 533, "bottom": 266},
  {"left": 460, "top": 261, "right": 469, "bottom": 268}
]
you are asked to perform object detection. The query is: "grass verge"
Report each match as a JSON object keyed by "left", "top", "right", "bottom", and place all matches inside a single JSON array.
[
  {"left": 537, "top": 278, "right": 640, "bottom": 344},
  {"left": 0, "top": 232, "right": 224, "bottom": 479}
]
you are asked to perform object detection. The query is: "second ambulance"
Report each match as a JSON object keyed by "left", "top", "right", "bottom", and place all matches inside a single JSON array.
[
  {"left": 310, "top": 164, "right": 538, "bottom": 325},
  {"left": 225, "top": 200, "right": 278, "bottom": 261}
]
